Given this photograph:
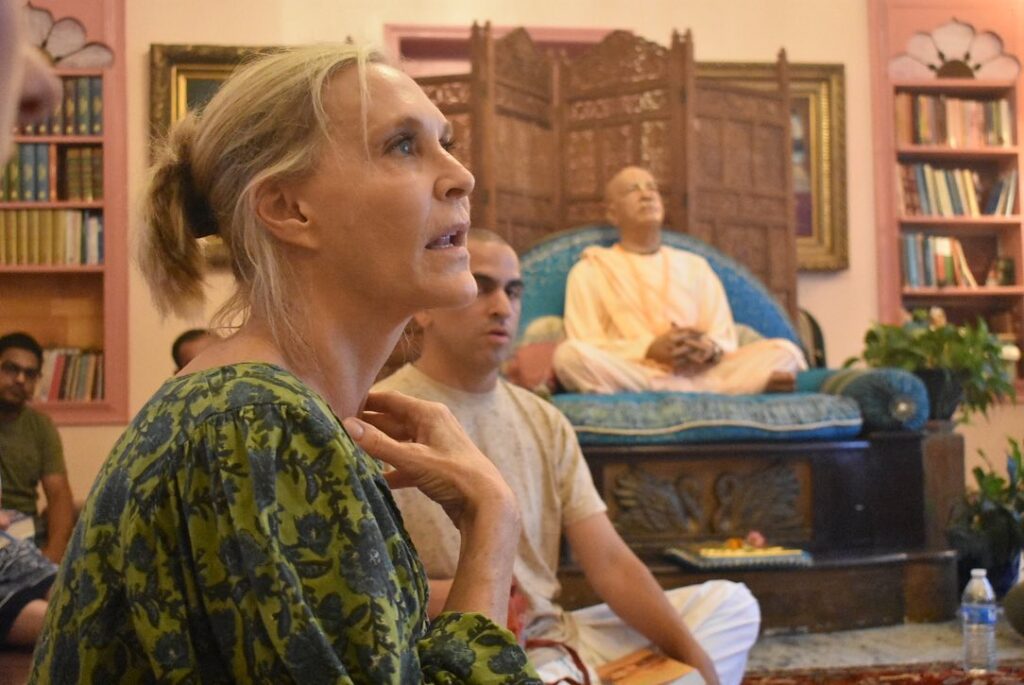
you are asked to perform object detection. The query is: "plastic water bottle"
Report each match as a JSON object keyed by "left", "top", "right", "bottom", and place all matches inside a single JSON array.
[{"left": 962, "top": 568, "right": 998, "bottom": 673}]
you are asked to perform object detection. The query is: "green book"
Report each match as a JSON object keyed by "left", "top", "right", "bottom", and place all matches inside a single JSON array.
[
  {"left": 76, "top": 76, "right": 90, "bottom": 135},
  {"left": 89, "top": 76, "right": 103, "bottom": 135},
  {"left": 62, "top": 77, "right": 76, "bottom": 135}
]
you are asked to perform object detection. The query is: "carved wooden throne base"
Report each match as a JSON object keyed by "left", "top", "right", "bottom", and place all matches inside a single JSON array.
[{"left": 557, "top": 433, "right": 959, "bottom": 633}]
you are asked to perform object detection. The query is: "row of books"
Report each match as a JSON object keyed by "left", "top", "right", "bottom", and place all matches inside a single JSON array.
[
  {"left": 0, "top": 209, "right": 103, "bottom": 266},
  {"left": 898, "top": 164, "right": 1017, "bottom": 217},
  {"left": 32, "top": 349, "right": 104, "bottom": 402},
  {"left": 894, "top": 92, "right": 1014, "bottom": 147},
  {"left": 901, "top": 233, "right": 979, "bottom": 288},
  {"left": 0, "top": 144, "right": 103, "bottom": 202},
  {"left": 14, "top": 75, "right": 102, "bottom": 137}
]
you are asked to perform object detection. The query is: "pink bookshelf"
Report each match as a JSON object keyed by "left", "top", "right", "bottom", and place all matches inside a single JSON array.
[{"left": 0, "top": 0, "right": 127, "bottom": 425}]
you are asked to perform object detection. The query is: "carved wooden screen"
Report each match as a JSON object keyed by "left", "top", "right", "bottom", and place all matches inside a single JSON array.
[
  {"left": 415, "top": 74, "right": 474, "bottom": 178},
  {"left": 558, "top": 31, "right": 691, "bottom": 232},
  {"left": 472, "top": 27, "right": 559, "bottom": 252},
  {"left": 692, "top": 53, "right": 798, "bottom": 318}
]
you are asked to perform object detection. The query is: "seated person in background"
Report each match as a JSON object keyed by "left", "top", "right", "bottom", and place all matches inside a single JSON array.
[
  {"left": 375, "top": 229, "right": 760, "bottom": 685},
  {"left": 171, "top": 328, "right": 215, "bottom": 371},
  {"left": 0, "top": 1, "right": 62, "bottom": 649},
  {"left": 0, "top": 487, "right": 57, "bottom": 649},
  {"left": 0, "top": 333, "right": 74, "bottom": 564},
  {"left": 553, "top": 165, "right": 806, "bottom": 395}
]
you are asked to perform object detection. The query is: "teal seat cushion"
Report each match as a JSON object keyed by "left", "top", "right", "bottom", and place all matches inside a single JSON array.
[{"left": 552, "top": 391, "right": 863, "bottom": 446}]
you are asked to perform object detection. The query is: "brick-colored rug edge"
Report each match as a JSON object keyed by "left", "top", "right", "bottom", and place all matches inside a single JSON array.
[{"left": 743, "top": 660, "right": 1024, "bottom": 684}]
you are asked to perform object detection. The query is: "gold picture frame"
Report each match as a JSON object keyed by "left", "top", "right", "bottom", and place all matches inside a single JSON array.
[
  {"left": 698, "top": 62, "right": 848, "bottom": 272},
  {"left": 149, "top": 44, "right": 277, "bottom": 267}
]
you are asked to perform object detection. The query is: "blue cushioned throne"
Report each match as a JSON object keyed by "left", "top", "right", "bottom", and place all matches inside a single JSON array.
[{"left": 519, "top": 225, "right": 929, "bottom": 446}]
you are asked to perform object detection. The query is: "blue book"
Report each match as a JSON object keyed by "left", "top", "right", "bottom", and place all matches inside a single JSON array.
[
  {"left": 19, "top": 143, "right": 35, "bottom": 202},
  {"left": 35, "top": 143, "right": 49, "bottom": 202},
  {"left": 983, "top": 179, "right": 1004, "bottom": 215},
  {"left": 913, "top": 164, "right": 931, "bottom": 215},
  {"left": 922, "top": 235, "right": 936, "bottom": 286}
]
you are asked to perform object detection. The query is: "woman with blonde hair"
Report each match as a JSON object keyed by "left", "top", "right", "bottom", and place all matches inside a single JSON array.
[{"left": 31, "top": 44, "right": 538, "bottom": 683}]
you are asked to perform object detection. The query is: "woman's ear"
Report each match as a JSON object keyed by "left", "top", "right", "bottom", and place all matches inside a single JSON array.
[
  {"left": 254, "top": 179, "right": 318, "bottom": 249},
  {"left": 413, "top": 310, "right": 432, "bottom": 330}
]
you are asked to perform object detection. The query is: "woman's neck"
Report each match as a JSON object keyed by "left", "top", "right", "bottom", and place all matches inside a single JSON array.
[{"left": 202, "top": 313, "right": 405, "bottom": 419}]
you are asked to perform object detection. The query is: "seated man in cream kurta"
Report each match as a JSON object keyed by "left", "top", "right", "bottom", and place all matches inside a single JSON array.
[
  {"left": 375, "top": 230, "right": 760, "bottom": 685},
  {"left": 553, "top": 166, "right": 806, "bottom": 395}
]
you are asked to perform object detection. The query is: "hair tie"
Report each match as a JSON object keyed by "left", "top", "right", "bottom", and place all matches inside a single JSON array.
[{"left": 180, "top": 158, "right": 219, "bottom": 239}]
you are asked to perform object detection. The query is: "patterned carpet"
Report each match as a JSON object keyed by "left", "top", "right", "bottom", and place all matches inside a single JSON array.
[{"left": 743, "top": 661, "right": 1024, "bottom": 684}]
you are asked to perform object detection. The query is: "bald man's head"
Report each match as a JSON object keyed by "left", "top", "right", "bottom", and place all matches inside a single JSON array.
[{"left": 604, "top": 166, "right": 664, "bottom": 251}]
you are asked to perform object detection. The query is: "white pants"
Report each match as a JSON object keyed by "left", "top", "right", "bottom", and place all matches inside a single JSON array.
[
  {"left": 530, "top": 580, "right": 760, "bottom": 685},
  {"left": 553, "top": 338, "right": 807, "bottom": 395}
]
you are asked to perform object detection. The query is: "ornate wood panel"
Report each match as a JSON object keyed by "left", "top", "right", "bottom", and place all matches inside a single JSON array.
[
  {"left": 692, "top": 53, "right": 798, "bottom": 319},
  {"left": 558, "top": 30, "right": 691, "bottom": 233},
  {"left": 474, "top": 27, "right": 559, "bottom": 253}
]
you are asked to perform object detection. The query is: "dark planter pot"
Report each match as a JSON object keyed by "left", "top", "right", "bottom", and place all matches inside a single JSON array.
[
  {"left": 915, "top": 368, "right": 965, "bottom": 421},
  {"left": 956, "top": 548, "right": 1022, "bottom": 598}
]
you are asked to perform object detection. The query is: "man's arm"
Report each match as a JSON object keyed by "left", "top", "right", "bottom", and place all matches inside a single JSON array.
[
  {"left": 566, "top": 512, "right": 720, "bottom": 685},
  {"left": 40, "top": 472, "right": 74, "bottom": 563}
]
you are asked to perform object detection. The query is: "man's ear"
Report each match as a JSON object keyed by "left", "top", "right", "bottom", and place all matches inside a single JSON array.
[
  {"left": 605, "top": 201, "right": 619, "bottom": 227},
  {"left": 254, "top": 179, "right": 318, "bottom": 249}
]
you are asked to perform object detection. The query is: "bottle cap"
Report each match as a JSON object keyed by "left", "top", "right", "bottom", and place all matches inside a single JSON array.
[{"left": 971, "top": 568, "right": 987, "bottom": 577}]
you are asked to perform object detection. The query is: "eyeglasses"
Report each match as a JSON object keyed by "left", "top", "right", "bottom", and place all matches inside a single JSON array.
[{"left": 0, "top": 360, "right": 41, "bottom": 382}]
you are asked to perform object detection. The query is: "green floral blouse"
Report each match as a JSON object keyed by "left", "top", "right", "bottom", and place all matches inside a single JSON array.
[{"left": 30, "top": 363, "right": 539, "bottom": 684}]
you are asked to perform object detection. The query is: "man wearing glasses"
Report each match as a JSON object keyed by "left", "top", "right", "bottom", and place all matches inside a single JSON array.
[{"left": 0, "top": 332, "right": 74, "bottom": 563}]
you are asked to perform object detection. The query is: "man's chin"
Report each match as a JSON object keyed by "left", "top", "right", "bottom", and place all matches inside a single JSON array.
[{"left": 0, "top": 398, "right": 25, "bottom": 413}]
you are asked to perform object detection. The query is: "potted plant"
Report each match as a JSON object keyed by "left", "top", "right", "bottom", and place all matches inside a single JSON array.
[
  {"left": 855, "top": 308, "right": 1015, "bottom": 422},
  {"left": 948, "top": 437, "right": 1024, "bottom": 597}
]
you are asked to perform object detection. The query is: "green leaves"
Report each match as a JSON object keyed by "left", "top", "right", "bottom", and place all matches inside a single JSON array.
[
  {"left": 859, "top": 309, "right": 1015, "bottom": 423},
  {"left": 949, "top": 437, "right": 1024, "bottom": 570}
]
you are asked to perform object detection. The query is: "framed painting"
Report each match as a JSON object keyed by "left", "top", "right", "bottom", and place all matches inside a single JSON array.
[
  {"left": 698, "top": 62, "right": 848, "bottom": 271},
  {"left": 150, "top": 44, "right": 277, "bottom": 267}
]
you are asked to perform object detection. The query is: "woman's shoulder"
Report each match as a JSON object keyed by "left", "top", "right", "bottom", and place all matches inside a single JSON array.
[
  {"left": 149, "top": 362, "right": 325, "bottom": 419},
  {"left": 123, "top": 362, "right": 337, "bottom": 461}
]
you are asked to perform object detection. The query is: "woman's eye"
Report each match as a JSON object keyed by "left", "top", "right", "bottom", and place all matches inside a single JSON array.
[
  {"left": 394, "top": 137, "right": 414, "bottom": 155},
  {"left": 441, "top": 138, "right": 457, "bottom": 153}
]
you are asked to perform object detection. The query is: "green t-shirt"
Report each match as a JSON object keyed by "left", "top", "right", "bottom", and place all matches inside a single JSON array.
[
  {"left": 31, "top": 363, "right": 539, "bottom": 683},
  {"left": 0, "top": 405, "right": 65, "bottom": 515}
]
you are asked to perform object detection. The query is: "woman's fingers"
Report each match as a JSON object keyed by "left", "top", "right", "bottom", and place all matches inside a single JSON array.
[
  {"left": 342, "top": 416, "right": 422, "bottom": 471},
  {"left": 382, "top": 469, "right": 416, "bottom": 490},
  {"left": 357, "top": 410, "right": 412, "bottom": 442}
]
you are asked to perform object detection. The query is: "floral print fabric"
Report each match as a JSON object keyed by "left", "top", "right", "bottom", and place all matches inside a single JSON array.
[{"left": 30, "top": 363, "right": 538, "bottom": 684}]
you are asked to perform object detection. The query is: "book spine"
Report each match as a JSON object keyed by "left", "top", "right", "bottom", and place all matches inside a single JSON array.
[
  {"left": 35, "top": 143, "right": 48, "bottom": 203},
  {"left": 89, "top": 76, "right": 103, "bottom": 135},
  {"left": 76, "top": 76, "right": 90, "bottom": 136},
  {"left": 91, "top": 147, "right": 103, "bottom": 201},
  {"left": 5, "top": 157, "right": 18, "bottom": 202},
  {"left": 62, "top": 77, "right": 76, "bottom": 135},
  {"left": 15, "top": 209, "right": 27, "bottom": 265},
  {"left": 81, "top": 147, "right": 93, "bottom": 202},
  {"left": 19, "top": 142, "right": 35, "bottom": 202}
]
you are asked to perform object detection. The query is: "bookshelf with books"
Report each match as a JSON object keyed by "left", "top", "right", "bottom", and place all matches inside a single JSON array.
[
  {"left": 0, "top": 0, "right": 126, "bottom": 424},
  {"left": 870, "top": 1, "right": 1024, "bottom": 382}
]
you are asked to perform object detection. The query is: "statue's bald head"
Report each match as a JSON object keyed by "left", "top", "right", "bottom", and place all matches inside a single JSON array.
[
  {"left": 604, "top": 165, "right": 655, "bottom": 204},
  {"left": 604, "top": 166, "right": 664, "bottom": 252}
]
